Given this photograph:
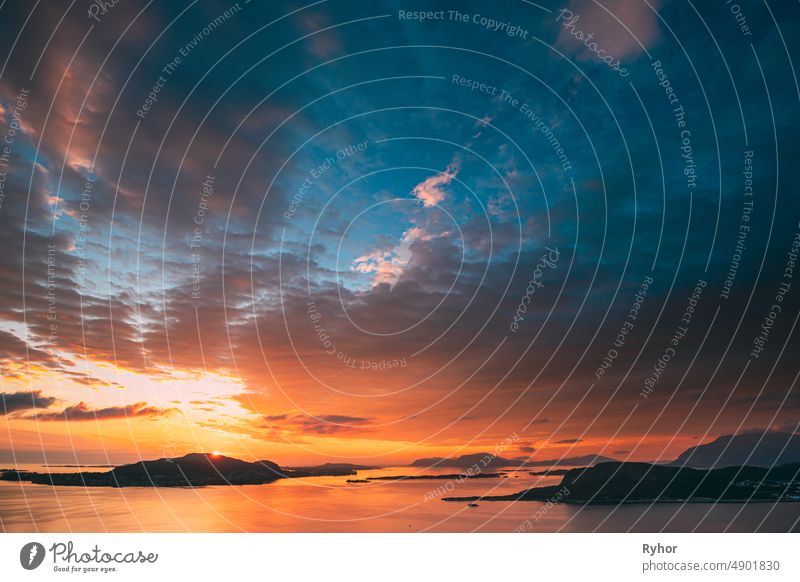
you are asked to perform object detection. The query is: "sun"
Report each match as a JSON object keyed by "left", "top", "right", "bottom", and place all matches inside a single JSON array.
[{"left": 211, "top": 451, "right": 222, "bottom": 457}]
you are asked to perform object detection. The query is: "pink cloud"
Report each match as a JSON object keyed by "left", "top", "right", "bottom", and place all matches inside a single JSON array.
[
  {"left": 295, "top": 12, "right": 343, "bottom": 60},
  {"left": 557, "top": 0, "right": 662, "bottom": 61},
  {"left": 412, "top": 159, "right": 460, "bottom": 208}
]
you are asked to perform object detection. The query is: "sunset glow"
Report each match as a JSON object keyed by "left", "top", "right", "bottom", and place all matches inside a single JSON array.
[{"left": 0, "top": 0, "right": 798, "bottom": 484}]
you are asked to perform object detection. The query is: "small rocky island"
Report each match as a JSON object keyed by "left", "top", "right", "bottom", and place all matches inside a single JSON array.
[
  {"left": 362, "top": 472, "right": 505, "bottom": 481},
  {"left": 0, "top": 453, "right": 360, "bottom": 488}
]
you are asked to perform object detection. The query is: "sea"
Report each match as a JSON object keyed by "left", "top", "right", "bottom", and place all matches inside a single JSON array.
[{"left": 1, "top": 464, "right": 799, "bottom": 532}]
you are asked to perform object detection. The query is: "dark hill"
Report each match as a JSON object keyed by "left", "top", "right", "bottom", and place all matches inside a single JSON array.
[
  {"left": 0, "top": 453, "right": 356, "bottom": 487},
  {"left": 110, "top": 453, "right": 283, "bottom": 486},
  {"left": 443, "top": 461, "right": 800, "bottom": 504}
]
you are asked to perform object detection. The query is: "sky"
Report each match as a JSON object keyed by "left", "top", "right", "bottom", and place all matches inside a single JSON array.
[{"left": 1, "top": 0, "right": 799, "bottom": 466}]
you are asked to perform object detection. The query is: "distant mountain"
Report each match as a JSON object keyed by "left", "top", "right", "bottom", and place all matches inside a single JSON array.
[
  {"left": 672, "top": 431, "right": 800, "bottom": 468},
  {"left": 409, "top": 453, "right": 524, "bottom": 469},
  {"left": 0, "top": 453, "right": 357, "bottom": 487},
  {"left": 286, "top": 462, "right": 381, "bottom": 472},
  {"left": 364, "top": 473, "right": 505, "bottom": 481},
  {"left": 409, "top": 453, "right": 616, "bottom": 469},
  {"left": 444, "top": 461, "right": 800, "bottom": 504}
]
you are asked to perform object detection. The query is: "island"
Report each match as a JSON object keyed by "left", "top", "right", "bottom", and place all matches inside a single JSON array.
[
  {"left": 409, "top": 452, "right": 616, "bottom": 469},
  {"left": 0, "top": 453, "right": 360, "bottom": 488},
  {"left": 287, "top": 462, "right": 381, "bottom": 472},
  {"left": 443, "top": 461, "right": 800, "bottom": 504},
  {"left": 362, "top": 472, "right": 505, "bottom": 481}
]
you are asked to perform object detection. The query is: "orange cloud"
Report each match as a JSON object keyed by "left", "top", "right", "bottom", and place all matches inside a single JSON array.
[
  {"left": 412, "top": 159, "right": 460, "bottom": 207},
  {"left": 29, "top": 401, "right": 178, "bottom": 421},
  {"left": 263, "top": 412, "right": 373, "bottom": 436}
]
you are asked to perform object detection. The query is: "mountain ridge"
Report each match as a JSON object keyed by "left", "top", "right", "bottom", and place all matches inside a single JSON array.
[
  {"left": 0, "top": 452, "right": 356, "bottom": 487},
  {"left": 671, "top": 431, "right": 800, "bottom": 468}
]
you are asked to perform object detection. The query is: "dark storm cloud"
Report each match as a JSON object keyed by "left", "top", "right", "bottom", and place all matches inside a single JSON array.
[{"left": 0, "top": 390, "right": 56, "bottom": 414}]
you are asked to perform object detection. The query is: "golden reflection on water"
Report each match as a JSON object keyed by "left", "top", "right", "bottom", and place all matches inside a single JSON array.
[{"left": 2, "top": 467, "right": 799, "bottom": 532}]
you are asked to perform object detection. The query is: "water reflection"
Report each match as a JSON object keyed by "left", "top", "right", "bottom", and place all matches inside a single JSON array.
[{"left": 1, "top": 466, "right": 798, "bottom": 532}]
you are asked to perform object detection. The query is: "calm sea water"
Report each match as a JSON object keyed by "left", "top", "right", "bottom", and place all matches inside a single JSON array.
[{"left": 1, "top": 465, "right": 799, "bottom": 532}]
